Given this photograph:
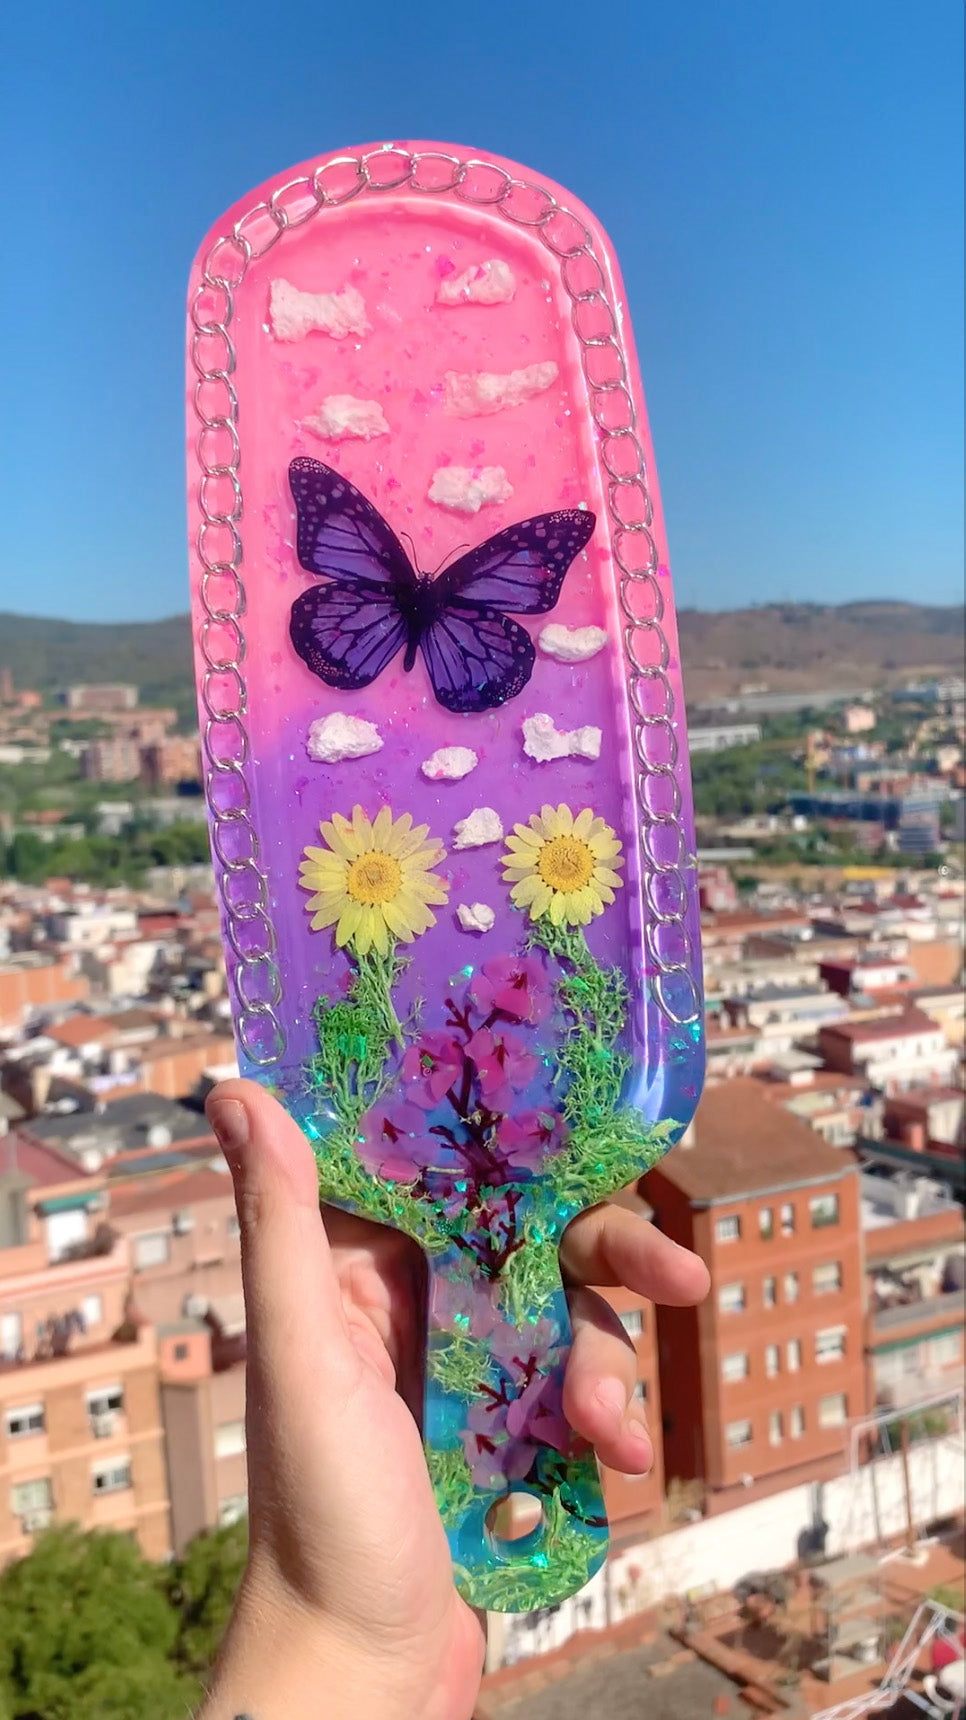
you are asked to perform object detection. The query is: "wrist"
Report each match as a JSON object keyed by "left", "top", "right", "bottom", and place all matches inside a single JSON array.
[{"left": 196, "top": 1570, "right": 416, "bottom": 1720}]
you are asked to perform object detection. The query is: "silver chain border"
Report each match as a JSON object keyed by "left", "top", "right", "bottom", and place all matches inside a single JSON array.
[{"left": 189, "top": 146, "right": 702, "bottom": 1066}]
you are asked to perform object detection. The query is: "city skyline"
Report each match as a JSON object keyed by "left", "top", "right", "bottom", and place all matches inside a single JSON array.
[{"left": 0, "top": 0, "right": 962, "bottom": 623}]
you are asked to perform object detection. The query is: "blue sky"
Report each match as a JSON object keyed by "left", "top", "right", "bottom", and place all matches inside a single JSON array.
[{"left": 0, "top": 0, "right": 961, "bottom": 621}]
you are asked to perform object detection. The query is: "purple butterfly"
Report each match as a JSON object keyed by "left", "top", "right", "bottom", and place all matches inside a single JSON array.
[{"left": 287, "top": 459, "right": 596, "bottom": 714}]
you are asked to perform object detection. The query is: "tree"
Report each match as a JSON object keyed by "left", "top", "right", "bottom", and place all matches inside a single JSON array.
[
  {"left": 0, "top": 1525, "right": 196, "bottom": 1720},
  {"left": 168, "top": 1519, "right": 248, "bottom": 1675}
]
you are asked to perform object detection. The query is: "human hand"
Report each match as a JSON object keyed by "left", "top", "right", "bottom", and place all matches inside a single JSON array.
[{"left": 198, "top": 1079, "right": 709, "bottom": 1720}]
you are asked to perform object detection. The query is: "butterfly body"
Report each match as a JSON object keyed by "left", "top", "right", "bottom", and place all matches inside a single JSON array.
[{"left": 288, "top": 459, "right": 595, "bottom": 714}]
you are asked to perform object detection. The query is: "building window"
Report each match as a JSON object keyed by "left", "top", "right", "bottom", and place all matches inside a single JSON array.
[
  {"left": 86, "top": 1386, "right": 123, "bottom": 1425},
  {"left": 226, "top": 1214, "right": 240, "bottom": 1240},
  {"left": 816, "top": 1328, "right": 847, "bottom": 1365},
  {"left": 80, "top": 1294, "right": 103, "bottom": 1329},
  {"left": 4, "top": 1403, "right": 45, "bottom": 1439},
  {"left": 725, "top": 1419, "right": 753, "bottom": 1448},
  {"left": 764, "top": 1344, "right": 779, "bottom": 1378},
  {"left": 813, "top": 1261, "right": 843, "bottom": 1296},
  {"left": 133, "top": 1231, "right": 169, "bottom": 1270},
  {"left": 715, "top": 1215, "right": 741, "bottom": 1244},
  {"left": 768, "top": 1411, "right": 783, "bottom": 1446},
  {"left": 11, "top": 1477, "right": 53, "bottom": 1527},
  {"left": 810, "top": 1193, "right": 840, "bottom": 1229},
  {"left": 218, "top": 1494, "right": 247, "bottom": 1527},
  {"left": 214, "top": 1420, "right": 246, "bottom": 1460},
  {"left": 619, "top": 1309, "right": 644, "bottom": 1338},
  {"left": 719, "top": 1283, "right": 746, "bottom": 1315},
  {"left": 0, "top": 1311, "right": 22, "bottom": 1360},
  {"left": 928, "top": 1334, "right": 961, "bottom": 1368},
  {"left": 818, "top": 1392, "right": 848, "bottom": 1429},
  {"left": 783, "top": 1272, "right": 799, "bottom": 1304},
  {"left": 91, "top": 1458, "right": 132, "bottom": 1495},
  {"left": 722, "top": 1351, "right": 749, "bottom": 1383},
  {"left": 780, "top": 1203, "right": 795, "bottom": 1237},
  {"left": 759, "top": 1208, "right": 774, "bottom": 1240},
  {"left": 173, "top": 1342, "right": 189, "bottom": 1362},
  {"left": 787, "top": 1339, "right": 802, "bottom": 1372},
  {"left": 790, "top": 1406, "right": 805, "bottom": 1439},
  {"left": 763, "top": 1277, "right": 777, "bottom": 1309}
]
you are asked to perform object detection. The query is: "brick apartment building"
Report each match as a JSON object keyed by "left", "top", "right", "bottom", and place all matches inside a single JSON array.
[
  {"left": 81, "top": 738, "right": 142, "bottom": 783},
  {"left": 0, "top": 954, "right": 88, "bottom": 1032},
  {"left": 643, "top": 1080, "right": 867, "bottom": 1514},
  {"left": 0, "top": 1136, "right": 169, "bottom": 1564},
  {"left": 108, "top": 1162, "right": 247, "bottom": 1551},
  {"left": 139, "top": 737, "right": 201, "bottom": 788}
]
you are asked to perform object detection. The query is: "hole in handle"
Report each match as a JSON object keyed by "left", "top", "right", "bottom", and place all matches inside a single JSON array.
[{"left": 484, "top": 1489, "right": 546, "bottom": 1555}]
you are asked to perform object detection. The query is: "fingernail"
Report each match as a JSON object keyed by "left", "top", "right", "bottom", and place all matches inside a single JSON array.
[
  {"left": 625, "top": 1408, "right": 653, "bottom": 1470},
  {"left": 626, "top": 1407, "right": 651, "bottom": 1448},
  {"left": 208, "top": 1098, "right": 249, "bottom": 1168},
  {"left": 594, "top": 1377, "right": 627, "bottom": 1423}
]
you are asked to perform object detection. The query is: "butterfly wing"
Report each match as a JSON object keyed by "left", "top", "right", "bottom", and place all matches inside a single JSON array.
[
  {"left": 435, "top": 509, "right": 595, "bottom": 613},
  {"left": 419, "top": 509, "right": 595, "bottom": 712},
  {"left": 419, "top": 606, "right": 535, "bottom": 714},
  {"left": 290, "top": 583, "right": 408, "bottom": 691},
  {"left": 289, "top": 458, "right": 417, "bottom": 591}
]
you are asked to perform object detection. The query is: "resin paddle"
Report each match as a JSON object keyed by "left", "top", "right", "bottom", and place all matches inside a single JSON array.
[{"left": 186, "top": 143, "right": 704, "bottom": 1611}]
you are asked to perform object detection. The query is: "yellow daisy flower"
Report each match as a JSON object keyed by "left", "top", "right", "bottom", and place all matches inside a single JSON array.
[
  {"left": 501, "top": 804, "right": 624, "bottom": 927},
  {"left": 299, "top": 805, "right": 449, "bottom": 955}
]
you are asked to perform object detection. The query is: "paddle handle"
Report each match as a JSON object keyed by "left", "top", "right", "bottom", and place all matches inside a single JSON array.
[{"left": 423, "top": 1259, "right": 608, "bottom": 1611}]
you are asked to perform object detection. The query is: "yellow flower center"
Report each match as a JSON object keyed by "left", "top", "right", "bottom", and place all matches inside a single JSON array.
[
  {"left": 536, "top": 834, "right": 595, "bottom": 893},
  {"left": 345, "top": 850, "right": 403, "bottom": 905}
]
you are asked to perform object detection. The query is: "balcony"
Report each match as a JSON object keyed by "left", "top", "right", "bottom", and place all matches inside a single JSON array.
[{"left": 872, "top": 1288, "right": 964, "bottom": 1334}]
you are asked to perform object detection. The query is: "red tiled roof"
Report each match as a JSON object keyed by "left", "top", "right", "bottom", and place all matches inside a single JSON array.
[
  {"left": 647, "top": 1079, "right": 856, "bottom": 1203},
  {"left": 109, "top": 1165, "right": 231, "bottom": 1217},
  {"left": 47, "top": 1015, "right": 106, "bottom": 1049}
]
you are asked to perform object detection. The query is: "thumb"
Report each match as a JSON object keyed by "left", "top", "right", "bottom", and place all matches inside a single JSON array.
[{"left": 206, "top": 1079, "right": 358, "bottom": 1417}]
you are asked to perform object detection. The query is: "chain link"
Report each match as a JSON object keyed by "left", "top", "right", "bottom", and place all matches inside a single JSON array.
[{"left": 190, "top": 149, "right": 700, "bottom": 1060}]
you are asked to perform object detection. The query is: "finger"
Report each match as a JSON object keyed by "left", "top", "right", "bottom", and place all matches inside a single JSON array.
[
  {"left": 206, "top": 1080, "right": 360, "bottom": 1402},
  {"left": 324, "top": 1207, "right": 426, "bottom": 1413},
  {"left": 562, "top": 1286, "right": 653, "bottom": 1474},
  {"left": 560, "top": 1202, "right": 710, "bottom": 1305}
]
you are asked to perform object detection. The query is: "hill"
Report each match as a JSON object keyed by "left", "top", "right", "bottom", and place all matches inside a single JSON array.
[
  {"left": 678, "top": 600, "right": 965, "bottom": 703},
  {"left": 0, "top": 613, "right": 196, "bottom": 725},
  {"left": 1, "top": 600, "right": 962, "bottom": 714}
]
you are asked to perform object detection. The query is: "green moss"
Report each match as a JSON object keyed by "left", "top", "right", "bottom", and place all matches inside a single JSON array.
[
  {"left": 427, "top": 1331, "right": 495, "bottom": 1397},
  {"left": 527, "top": 919, "right": 630, "bottom": 1124},
  {"left": 308, "top": 945, "right": 448, "bottom": 1254},
  {"left": 499, "top": 1219, "right": 562, "bottom": 1325},
  {"left": 308, "top": 943, "right": 406, "bottom": 1123},
  {"left": 549, "top": 1114, "right": 679, "bottom": 1212},
  {"left": 525, "top": 918, "right": 679, "bottom": 1217},
  {"left": 426, "top": 1446, "right": 477, "bottom": 1529},
  {"left": 452, "top": 1490, "right": 599, "bottom": 1611}
]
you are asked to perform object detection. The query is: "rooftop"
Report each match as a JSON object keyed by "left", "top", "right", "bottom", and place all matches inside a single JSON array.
[
  {"left": 22, "top": 1093, "right": 212, "bottom": 1155},
  {"left": 45, "top": 1015, "right": 106, "bottom": 1049},
  {"left": 860, "top": 1170, "right": 964, "bottom": 1234},
  {"left": 109, "top": 1163, "right": 231, "bottom": 1217},
  {"left": 819, "top": 1007, "right": 943, "bottom": 1044},
  {"left": 2, "top": 1131, "right": 91, "bottom": 1190},
  {"left": 647, "top": 1078, "right": 855, "bottom": 1204}
]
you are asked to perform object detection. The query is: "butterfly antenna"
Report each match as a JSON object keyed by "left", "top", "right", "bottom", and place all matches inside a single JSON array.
[
  {"left": 435, "top": 544, "right": 470, "bottom": 573},
  {"left": 400, "top": 530, "right": 418, "bottom": 566}
]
